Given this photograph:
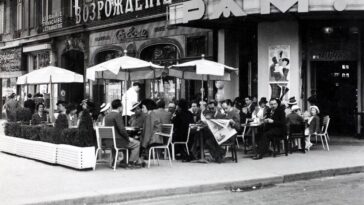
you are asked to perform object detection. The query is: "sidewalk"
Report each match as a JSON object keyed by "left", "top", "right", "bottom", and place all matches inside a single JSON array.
[{"left": 1, "top": 119, "right": 364, "bottom": 205}]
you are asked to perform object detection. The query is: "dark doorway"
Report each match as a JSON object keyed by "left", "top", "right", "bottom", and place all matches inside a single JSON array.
[
  {"left": 311, "top": 61, "right": 357, "bottom": 135},
  {"left": 61, "top": 50, "right": 85, "bottom": 104}
]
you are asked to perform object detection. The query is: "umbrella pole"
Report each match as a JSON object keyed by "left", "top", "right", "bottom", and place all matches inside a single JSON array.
[
  {"left": 201, "top": 75, "right": 204, "bottom": 102},
  {"left": 49, "top": 80, "right": 54, "bottom": 123}
]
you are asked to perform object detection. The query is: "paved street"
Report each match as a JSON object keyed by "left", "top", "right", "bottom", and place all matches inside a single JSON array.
[
  {"left": 1, "top": 138, "right": 364, "bottom": 205},
  {"left": 112, "top": 173, "right": 364, "bottom": 205}
]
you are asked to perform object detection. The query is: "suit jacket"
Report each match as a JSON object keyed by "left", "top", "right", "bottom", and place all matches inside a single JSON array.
[
  {"left": 104, "top": 111, "right": 130, "bottom": 147},
  {"left": 171, "top": 110, "right": 194, "bottom": 142},
  {"left": 286, "top": 112, "right": 304, "bottom": 134},
  {"left": 265, "top": 105, "right": 286, "bottom": 135},
  {"left": 225, "top": 108, "right": 241, "bottom": 131},
  {"left": 153, "top": 108, "right": 171, "bottom": 124}
]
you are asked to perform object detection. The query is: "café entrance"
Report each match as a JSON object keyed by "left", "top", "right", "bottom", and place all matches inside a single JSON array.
[{"left": 311, "top": 61, "right": 358, "bottom": 135}]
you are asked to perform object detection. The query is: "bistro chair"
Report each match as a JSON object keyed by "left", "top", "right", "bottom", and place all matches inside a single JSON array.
[
  {"left": 94, "top": 126, "right": 129, "bottom": 171},
  {"left": 288, "top": 123, "right": 306, "bottom": 154},
  {"left": 148, "top": 124, "right": 174, "bottom": 168},
  {"left": 221, "top": 137, "right": 238, "bottom": 163},
  {"left": 171, "top": 124, "right": 192, "bottom": 161},
  {"left": 236, "top": 119, "right": 249, "bottom": 150},
  {"left": 316, "top": 116, "right": 330, "bottom": 151}
]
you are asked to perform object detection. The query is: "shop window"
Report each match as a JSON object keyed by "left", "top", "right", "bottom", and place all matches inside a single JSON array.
[
  {"left": 95, "top": 50, "right": 120, "bottom": 64},
  {"left": 31, "top": 51, "right": 50, "bottom": 70},
  {"left": 140, "top": 44, "right": 180, "bottom": 102},
  {"left": 186, "top": 36, "right": 207, "bottom": 57},
  {"left": 16, "top": 0, "right": 22, "bottom": 31}
]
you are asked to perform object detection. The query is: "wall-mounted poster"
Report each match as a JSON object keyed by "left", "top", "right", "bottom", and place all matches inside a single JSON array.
[
  {"left": 269, "top": 45, "right": 290, "bottom": 82},
  {"left": 268, "top": 45, "right": 290, "bottom": 100}
]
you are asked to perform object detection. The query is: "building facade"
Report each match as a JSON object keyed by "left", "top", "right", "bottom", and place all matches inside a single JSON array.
[
  {"left": 168, "top": 0, "right": 364, "bottom": 136},
  {"left": 0, "top": 0, "right": 213, "bottom": 113}
]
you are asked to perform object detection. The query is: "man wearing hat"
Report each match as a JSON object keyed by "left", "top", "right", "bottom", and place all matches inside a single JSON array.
[
  {"left": 96, "top": 103, "right": 110, "bottom": 126},
  {"left": 286, "top": 105, "right": 304, "bottom": 136},
  {"left": 285, "top": 96, "right": 298, "bottom": 116},
  {"left": 129, "top": 102, "right": 145, "bottom": 129}
]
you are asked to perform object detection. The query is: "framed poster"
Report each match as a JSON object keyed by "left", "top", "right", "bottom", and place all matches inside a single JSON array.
[{"left": 268, "top": 45, "right": 290, "bottom": 100}]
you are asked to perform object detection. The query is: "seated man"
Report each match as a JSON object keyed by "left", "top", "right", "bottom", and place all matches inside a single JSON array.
[
  {"left": 253, "top": 98, "right": 286, "bottom": 160},
  {"left": 104, "top": 99, "right": 143, "bottom": 168},
  {"left": 286, "top": 105, "right": 305, "bottom": 150}
]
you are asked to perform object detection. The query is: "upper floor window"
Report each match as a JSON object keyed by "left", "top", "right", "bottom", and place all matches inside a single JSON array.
[{"left": 16, "top": 0, "right": 22, "bottom": 31}]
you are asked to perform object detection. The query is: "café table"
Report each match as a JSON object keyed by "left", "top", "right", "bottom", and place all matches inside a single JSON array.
[{"left": 242, "top": 122, "right": 263, "bottom": 155}]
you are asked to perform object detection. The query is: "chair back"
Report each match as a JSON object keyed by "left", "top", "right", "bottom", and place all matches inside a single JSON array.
[
  {"left": 160, "top": 124, "right": 174, "bottom": 146},
  {"left": 95, "top": 126, "right": 116, "bottom": 149},
  {"left": 289, "top": 123, "right": 305, "bottom": 138},
  {"left": 242, "top": 118, "right": 249, "bottom": 136},
  {"left": 321, "top": 116, "right": 330, "bottom": 134}
]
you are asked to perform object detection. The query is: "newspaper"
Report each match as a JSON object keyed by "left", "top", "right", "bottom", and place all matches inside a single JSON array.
[{"left": 201, "top": 113, "right": 237, "bottom": 145}]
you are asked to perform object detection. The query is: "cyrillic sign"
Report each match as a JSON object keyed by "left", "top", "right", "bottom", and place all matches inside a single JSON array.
[{"left": 75, "top": 0, "right": 172, "bottom": 24}]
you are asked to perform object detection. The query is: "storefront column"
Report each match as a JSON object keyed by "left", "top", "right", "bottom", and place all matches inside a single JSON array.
[
  {"left": 257, "top": 20, "right": 300, "bottom": 104},
  {"left": 217, "top": 29, "right": 239, "bottom": 101}
]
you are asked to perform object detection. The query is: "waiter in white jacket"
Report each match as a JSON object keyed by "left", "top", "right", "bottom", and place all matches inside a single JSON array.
[{"left": 122, "top": 82, "right": 141, "bottom": 123}]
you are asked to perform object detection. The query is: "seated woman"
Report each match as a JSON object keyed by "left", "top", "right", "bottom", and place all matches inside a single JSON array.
[
  {"left": 304, "top": 106, "right": 320, "bottom": 150},
  {"left": 31, "top": 103, "right": 47, "bottom": 125}
]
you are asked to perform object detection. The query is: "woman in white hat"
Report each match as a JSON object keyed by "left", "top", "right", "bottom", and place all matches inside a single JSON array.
[
  {"left": 96, "top": 103, "right": 110, "bottom": 126},
  {"left": 304, "top": 106, "right": 320, "bottom": 150}
]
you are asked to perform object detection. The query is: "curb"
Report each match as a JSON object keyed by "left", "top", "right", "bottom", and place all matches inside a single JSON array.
[{"left": 28, "top": 165, "right": 364, "bottom": 205}]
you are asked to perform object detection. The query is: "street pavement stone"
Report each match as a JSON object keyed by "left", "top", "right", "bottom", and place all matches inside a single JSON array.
[{"left": 1, "top": 119, "right": 364, "bottom": 204}]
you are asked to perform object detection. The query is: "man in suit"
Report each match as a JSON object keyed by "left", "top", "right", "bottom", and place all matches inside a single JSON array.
[
  {"left": 253, "top": 98, "right": 286, "bottom": 160},
  {"left": 24, "top": 93, "right": 36, "bottom": 114},
  {"left": 154, "top": 99, "right": 171, "bottom": 124},
  {"left": 104, "top": 99, "right": 142, "bottom": 168},
  {"left": 189, "top": 101, "right": 201, "bottom": 123},
  {"left": 221, "top": 99, "right": 241, "bottom": 131},
  {"left": 243, "top": 96, "right": 257, "bottom": 119}
]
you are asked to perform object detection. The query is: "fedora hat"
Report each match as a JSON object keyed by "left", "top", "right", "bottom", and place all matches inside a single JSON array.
[
  {"left": 288, "top": 96, "right": 297, "bottom": 105},
  {"left": 131, "top": 102, "right": 141, "bottom": 112},
  {"left": 100, "top": 103, "right": 110, "bottom": 113}
]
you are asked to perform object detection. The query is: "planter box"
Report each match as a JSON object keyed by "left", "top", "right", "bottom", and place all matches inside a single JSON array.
[
  {"left": 56, "top": 145, "right": 96, "bottom": 169},
  {"left": 0, "top": 136, "right": 57, "bottom": 164},
  {"left": 28, "top": 140, "right": 57, "bottom": 164},
  {"left": 0, "top": 136, "right": 18, "bottom": 155}
]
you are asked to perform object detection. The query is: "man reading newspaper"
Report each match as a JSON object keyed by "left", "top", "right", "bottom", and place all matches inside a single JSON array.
[{"left": 199, "top": 100, "right": 239, "bottom": 162}]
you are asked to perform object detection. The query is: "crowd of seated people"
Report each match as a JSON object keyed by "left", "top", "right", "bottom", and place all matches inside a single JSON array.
[{"left": 7, "top": 89, "right": 323, "bottom": 167}]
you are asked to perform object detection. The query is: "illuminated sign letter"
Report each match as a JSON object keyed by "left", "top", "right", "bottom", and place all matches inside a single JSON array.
[
  {"left": 210, "top": 0, "right": 246, "bottom": 19},
  {"left": 125, "top": 0, "right": 134, "bottom": 13},
  {"left": 97, "top": 0, "right": 104, "bottom": 20},
  {"left": 261, "top": 0, "right": 308, "bottom": 14},
  {"left": 113, "top": 0, "right": 123, "bottom": 15},
  {"left": 183, "top": 0, "right": 205, "bottom": 23}
]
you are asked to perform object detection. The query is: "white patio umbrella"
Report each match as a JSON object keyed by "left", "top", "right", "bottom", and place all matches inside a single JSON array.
[
  {"left": 169, "top": 55, "right": 238, "bottom": 100},
  {"left": 86, "top": 52, "right": 164, "bottom": 125},
  {"left": 86, "top": 53, "right": 164, "bottom": 81},
  {"left": 17, "top": 66, "right": 84, "bottom": 123}
]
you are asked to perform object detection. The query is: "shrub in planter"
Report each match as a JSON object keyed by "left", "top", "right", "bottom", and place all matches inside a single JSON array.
[
  {"left": 4, "top": 122, "right": 21, "bottom": 137},
  {"left": 40, "top": 126, "right": 56, "bottom": 144},
  {"left": 20, "top": 125, "right": 42, "bottom": 141},
  {"left": 16, "top": 108, "right": 32, "bottom": 124},
  {"left": 60, "top": 128, "right": 80, "bottom": 146}
]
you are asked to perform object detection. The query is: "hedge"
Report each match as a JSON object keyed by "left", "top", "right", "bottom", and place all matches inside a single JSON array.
[{"left": 4, "top": 122, "right": 96, "bottom": 147}]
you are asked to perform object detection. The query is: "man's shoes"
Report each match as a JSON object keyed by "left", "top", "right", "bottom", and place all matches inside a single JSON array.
[{"left": 252, "top": 154, "right": 263, "bottom": 160}]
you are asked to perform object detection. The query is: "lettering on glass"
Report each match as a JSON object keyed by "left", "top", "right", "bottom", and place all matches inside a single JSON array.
[{"left": 116, "top": 27, "right": 149, "bottom": 42}]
